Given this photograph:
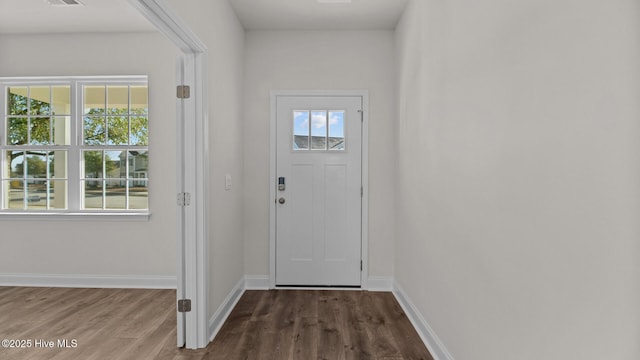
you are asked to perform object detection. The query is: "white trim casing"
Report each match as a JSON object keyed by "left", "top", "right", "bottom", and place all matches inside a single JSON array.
[
  {"left": 0, "top": 213, "right": 150, "bottom": 221},
  {"left": 360, "top": 93, "right": 370, "bottom": 290},
  {"left": 0, "top": 273, "right": 176, "bottom": 289},
  {"left": 130, "top": 0, "right": 209, "bottom": 350},
  {"left": 392, "top": 281, "right": 455, "bottom": 360},
  {"left": 269, "top": 90, "right": 370, "bottom": 289},
  {"left": 128, "top": 0, "right": 206, "bottom": 54},
  {"left": 181, "top": 51, "right": 209, "bottom": 350},
  {"left": 244, "top": 275, "right": 270, "bottom": 290},
  {"left": 269, "top": 94, "right": 278, "bottom": 289},
  {"left": 367, "top": 276, "right": 393, "bottom": 291},
  {"left": 208, "top": 277, "right": 245, "bottom": 342},
  {"left": 175, "top": 53, "right": 187, "bottom": 348}
]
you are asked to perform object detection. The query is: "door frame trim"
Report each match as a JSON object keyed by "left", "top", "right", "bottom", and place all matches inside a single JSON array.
[
  {"left": 130, "top": 0, "right": 209, "bottom": 349},
  {"left": 269, "top": 90, "right": 370, "bottom": 289}
]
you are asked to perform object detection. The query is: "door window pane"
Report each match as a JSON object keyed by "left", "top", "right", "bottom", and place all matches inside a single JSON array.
[
  {"left": 292, "top": 110, "right": 345, "bottom": 151},
  {"left": 328, "top": 111, "right": 345, "bottom": 150},
  {"left": 293, "top": 111, "right": 310, "bottom": 150},
  {"left": 311, "top": 111, "right": 327, "bottom": 150}
]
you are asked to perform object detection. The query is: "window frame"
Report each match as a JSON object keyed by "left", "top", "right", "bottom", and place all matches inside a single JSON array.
[
  {"left": 291, "top": 109, "right": 347, "bottom": 152},
  {"left": 0, "top": 76, "right": 150, "bottom": 220}
]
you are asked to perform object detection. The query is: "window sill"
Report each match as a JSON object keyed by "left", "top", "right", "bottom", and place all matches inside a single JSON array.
[{"left": 0, "top": 212, "right": 151, "bottom": 222}]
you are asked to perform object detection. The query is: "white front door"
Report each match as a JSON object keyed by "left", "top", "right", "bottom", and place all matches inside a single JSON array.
[{"left": 275, "top": 95, "right": 363, "bottom": 286}]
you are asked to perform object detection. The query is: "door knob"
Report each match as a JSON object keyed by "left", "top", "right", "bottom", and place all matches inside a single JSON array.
[{"left": 278, "top": 197, "right": 286, "bottom": 204}]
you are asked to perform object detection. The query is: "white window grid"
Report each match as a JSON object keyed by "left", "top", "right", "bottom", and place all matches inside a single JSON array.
[
  {"left": 292, "top": 109, "right": 347, "bottom": 152},
  {"left": 0, "top": 76, "right": 149, "bottom": 213}
]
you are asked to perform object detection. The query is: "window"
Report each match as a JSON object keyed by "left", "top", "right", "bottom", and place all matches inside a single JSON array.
[
  {"left": 292, "top": 110, "right": 345, "bottom": 151},
  {"left": 1, "top": 77, "right": 149, "bottom": 214}
]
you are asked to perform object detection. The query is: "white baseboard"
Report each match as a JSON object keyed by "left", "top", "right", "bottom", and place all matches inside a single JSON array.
[
  {"left": 392, "top": 281, "right": 454, "bottom": 360},
  {"left": 208, "top": 277, "right": 245, "bottom": 342},
  {"left": 367, "top": 276, "right": 393, "bottom": 291},
  {"left": 0, "top": 273, "right": 176, "bottom": 289},
  {"left": 244, "top": 275, "right": 270, "bottom": 289}
]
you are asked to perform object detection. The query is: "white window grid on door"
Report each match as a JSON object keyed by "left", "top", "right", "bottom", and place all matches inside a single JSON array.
[{"left": 292, "top": 109, "right": 346, "bottom": 151}]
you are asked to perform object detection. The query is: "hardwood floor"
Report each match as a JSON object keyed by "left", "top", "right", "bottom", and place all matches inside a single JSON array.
[
  {"left": 0, "top": 287, "right": 177, "bottom": 360},
  {"left": 0, "top": 287, "right": 433, "bottom": 360},
  {"left": 207, "top": 290, "right": 434, "bottom": 360}
]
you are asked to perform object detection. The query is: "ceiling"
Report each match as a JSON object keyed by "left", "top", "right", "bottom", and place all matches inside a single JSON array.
[
  {"left": 229, "top": 0, "right": 408, "bottom": 30},
  {"left": 0, "top": 0, "right": 408, "bottom": 35},
  {"left": 0, "top": 0, "right": 156, "bottom": 34}
]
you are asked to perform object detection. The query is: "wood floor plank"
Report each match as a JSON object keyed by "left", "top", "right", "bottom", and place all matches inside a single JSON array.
[
  {"left": 291, "top": 316, "right": 319, "bottom": 360},
  {"left": 0, "top": 287, "right": 433, "bottom": 360},
  {"left": 208, "top": 292, "right": 270, "bottom": 360},
  {"left": 254, "top": 291, "right": 296, "bottom": 360},
  {"left": 290, "top": 290, "right": 319, "bottom": 360},
  {"left": 116, "top": 308, "right": 175, "bottom": 360},
  {"left": 0, "top": 287, "right": 166, "bottom": 360},
  {"left": 358, "top": 291, "right": 403, "bottom": 359},
  {"left": 317, "top": 292, "right": 346, "bottom": 360},
  {"left": 378, "top": 294, "right": 434, "bottom": 360},
  {"left": 115, "top": 289, "right": 175, "bottom": 340},
  {"left": 270, "top": 292, "right": 297, "bottom": 359},
  {"left": 38, "top": 288, "right": 112, "bottom": 339},
  {"left": 338, "top": 291, "right": 374, "bottom": 360}
]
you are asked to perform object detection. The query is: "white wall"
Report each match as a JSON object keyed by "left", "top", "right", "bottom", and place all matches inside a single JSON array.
[
  {"left": 395, "top": 0, "right": 640, "bottom": 359},
  {"left": 242, "top": 30, "right": 396, "bottom": 280},
  {"left": 164, "top": 0, "right": 246, "bottom": 322},
  {"left": 0, "top": 32, "right": 179, "bottom": 281}
]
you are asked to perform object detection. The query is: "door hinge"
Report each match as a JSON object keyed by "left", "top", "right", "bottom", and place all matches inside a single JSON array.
[
  {"left": 358, "top": 109, "right": 363, "bottom": 122},
  {"left": 176, "top": 85, "right": 190, "bottom": 99},
  {"left": 177, "top": 299, "right": 191, "bottom": 313},
  {"left": 177, "top": 192, "right": 191, "bottom": 206},
  {"left": 361, "top": 186, "right": 363, "bottom": 197},
  {"left": 361, "top": 260, "right": 363, "bottom": 271}
]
